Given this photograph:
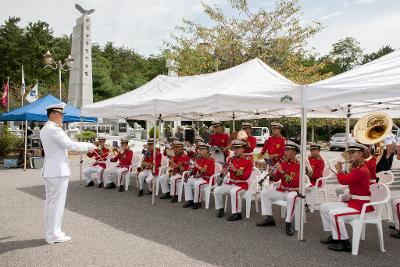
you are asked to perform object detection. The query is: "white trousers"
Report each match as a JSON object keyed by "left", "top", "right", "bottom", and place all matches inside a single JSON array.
[
  {"left": 260, "top": 187, "right": 298, "bottom": 223},
  {"left": 392, "top": 196, "right": 400, "bottom": 230},
  {"left": 184, "top": 177, "right": 209, "bottom": 203},
  {"left": 160, "top": 173, "right": 182, "bottom": 195},
  {"left": 83, "top": 165, "right": 104, "bottom": 185},
  {"left": 103, "top": 167, "right": 129, "bottom": 186},
  {"left": 214, "top": 184, "right": 244, "bottom": 214},
  {"left": 138, "top": 169, "right": 154, "bottom": 191},
  {"left": 43, "top": 176, "right": 69, "bottom": 242},
  {"left": 320, "top": 202, "right": 360, "bottom": 240}
]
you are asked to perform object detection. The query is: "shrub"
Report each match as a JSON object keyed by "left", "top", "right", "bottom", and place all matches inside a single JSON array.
[
  {"left": 149, "top": 127, "right": 160, "bottom": 139},
  {"left": 74, "top": 131, "right": 97, "bottom": 142},
  {"left": 0, "top": 132, "right": 24, "bottom": 156}
]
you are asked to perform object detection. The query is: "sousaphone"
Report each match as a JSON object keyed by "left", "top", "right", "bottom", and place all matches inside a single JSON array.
[{"left": 353, "top": 111, "right": 393, "bottom": 164}]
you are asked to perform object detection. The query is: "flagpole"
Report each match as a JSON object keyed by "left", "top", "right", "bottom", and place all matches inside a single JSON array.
[
  {"left": 5, "top": 77, "right": 9, "bottom": 111},
  {"left": 21, "top": 65, "right": 25, "bottom": 106},
  {"left": 36, "top": 80, "right": 39, "bottom": 98}
]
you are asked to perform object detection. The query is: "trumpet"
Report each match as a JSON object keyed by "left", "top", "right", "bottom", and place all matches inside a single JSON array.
[
  {"left": 328, "top": 156, "right": 351, "bottom": 174},
  {"left": 114, "top": 144, "right": 135, "bottom": 155}
]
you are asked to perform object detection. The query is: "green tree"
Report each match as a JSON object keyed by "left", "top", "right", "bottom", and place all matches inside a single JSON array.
[
  {"left": 362, "top": 45, "right": 395, "bottom": 64},
  {"left": 165, "top": 0, "right": 331, "bottom": 84},
  {"left": 329, "top": 37, "right": 363, "bottom": 73}
]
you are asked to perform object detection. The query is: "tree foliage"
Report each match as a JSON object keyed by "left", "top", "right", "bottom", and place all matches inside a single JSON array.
[
  {"left": 0, "top": 17, "right": 167, "bottom": 112},
  {"left": 165, "top": 0, "right": 331, "bottom": 84}
]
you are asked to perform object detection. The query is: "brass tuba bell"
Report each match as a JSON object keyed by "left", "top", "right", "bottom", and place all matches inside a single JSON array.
[
  {"left": 353, "top": 111, "right": 393, "bottom": 165},
  {"left": 353, "top": 111, "right": 393, "bottom": 145}
]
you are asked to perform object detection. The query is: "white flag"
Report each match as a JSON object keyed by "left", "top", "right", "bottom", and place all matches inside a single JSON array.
[
  {"left": 21, "top": 65, "right": 26, "bottom": 96},
  {"left": 25, "top": 82, "right": 38, "bottom": 103}
]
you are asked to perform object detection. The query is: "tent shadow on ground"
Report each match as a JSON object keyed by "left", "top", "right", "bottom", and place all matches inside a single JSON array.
[
  {"left": 18, "top": 181, "right": 400, "bottom": 266},
  {"left": 0, "top": 239, "right": 47, "bottom": 255}
]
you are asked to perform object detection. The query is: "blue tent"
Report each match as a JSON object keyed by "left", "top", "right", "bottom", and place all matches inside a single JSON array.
[{"left": 0, "top": 94, "right": 97, "bottom": 122}]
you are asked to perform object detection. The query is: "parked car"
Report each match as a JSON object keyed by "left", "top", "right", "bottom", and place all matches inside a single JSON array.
[
  {"left": 251, "top": 127, "right": 270, "bottom": 146},
  {"left": 329, "top": 133, "right": 347, "bottom": 151}
]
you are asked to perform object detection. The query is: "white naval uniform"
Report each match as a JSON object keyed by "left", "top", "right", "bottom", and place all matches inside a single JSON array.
[
  {"left": 392, "top": 196, "right": 400, "bottom": 230},
  {"left": 84, "top": 165, "right": 105, "bottom": 185},
  {"left": 260, "top": 187, "right": 298, "bottom": 223},
  {"left": 40, "top": 120, "right": 94, "bottom": 243},
  {"left": 138, "top": 169, "right": 154, "bottom": 191},
  {"left": 183, "top": 177, "right": 209, "bottom": 203},
  {"left": 214, "top": 184, "right": 244, "bottom": 214}
]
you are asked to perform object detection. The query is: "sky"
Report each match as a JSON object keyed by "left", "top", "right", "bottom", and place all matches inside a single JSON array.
[{"left": 1, "top": 0, "right": 399, "bottom": 57}]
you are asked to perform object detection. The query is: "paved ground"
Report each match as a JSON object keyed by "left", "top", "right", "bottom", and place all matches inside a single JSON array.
[{"left": 1, "top": 151, "right": 400, "bottom": 267}]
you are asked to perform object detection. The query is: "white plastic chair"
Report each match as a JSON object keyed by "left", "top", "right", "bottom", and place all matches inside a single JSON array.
[
  {"left": 178, "top": 163, "right": 222, "bottom": 207},
  {"left": 306, "top": 167, "right": 334, "bottom": 212},
  {"left": 153, "top": 157, "right": 169, "bottom": 195},
  {"left": 223, "top": 168, "right": 261, "bottom": 218},
  {"left": 376, "top": 171, "right": 394, "bottom": 185},
  {"left": 125, "top": 154, "right": 141, "bottom": 191},
  {"left": 376, "top": 171, "right": 394, "bottom": 221},
  {"left": 202, "top": 163, "right": 222, "bottom": 209},
  {"left": 270, "top": 175, "right": 311, "bottom": 230},
  {"left": 345, "top": 183, "right": 390, "bottom": 255}
]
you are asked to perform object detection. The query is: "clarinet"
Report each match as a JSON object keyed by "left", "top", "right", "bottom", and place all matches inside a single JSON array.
[{"left": 258, "top": 156, "right": 287, "bottom": 189}]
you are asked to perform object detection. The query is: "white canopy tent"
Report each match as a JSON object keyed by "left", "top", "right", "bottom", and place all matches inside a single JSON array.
[
  {"left": 82, "top": 58, "right": 303, "bottom": 120},
  {"left": 81, "top": 51, "right": 400, "bottom": 241}
]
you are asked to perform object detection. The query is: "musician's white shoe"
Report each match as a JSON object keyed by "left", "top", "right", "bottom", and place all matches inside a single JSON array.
[{"left": 46, "top": 235, "right": 71, "bottom": 244}]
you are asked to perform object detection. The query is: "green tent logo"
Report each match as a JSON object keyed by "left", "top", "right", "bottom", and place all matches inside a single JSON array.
[{"left": 280, "top": 95, "right": 293, "bottom": 103}]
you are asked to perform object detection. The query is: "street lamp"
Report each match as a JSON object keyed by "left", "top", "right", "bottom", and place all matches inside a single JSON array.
[{"left": 43, "top": 50, "right": 74, "bottom": 100}]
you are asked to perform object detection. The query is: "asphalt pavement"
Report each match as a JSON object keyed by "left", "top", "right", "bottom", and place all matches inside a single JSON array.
[{"left": 1, "top": 150, "right": 400, "bottom": 267}]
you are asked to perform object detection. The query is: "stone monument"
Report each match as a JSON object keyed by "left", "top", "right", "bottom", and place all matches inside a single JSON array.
[{"left": 68, "top": 4, "right": 95, "bottom": 108}]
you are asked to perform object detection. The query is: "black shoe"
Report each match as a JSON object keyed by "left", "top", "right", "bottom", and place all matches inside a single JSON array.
[
  {"left": 192, "top": 203, "right": 201, "bottom": 209},
  {"left": 171, "top": 196, "right": 178, "bottom": 203},
  {"left": 217, "top": 208, "right": 225, "bottom": 218},
  {"left": 391, "top": 231, "right": 400, "bottom": 239},
  {"left": 147, "top": 191, "right": 153, "bottom": 195},
  {"left": 328, "top": 240, "right": 352, "bottom": 252},
  {"left": 159, "top": 192, "right": 171, "bottom": 199},
  {"left": 183, "top": 200, "right": 194, "bottom": 208},
  {"left": 137, "top": 189, "right": 143, "bottom": 196},
  {"left": 227, "top": 213, "right": 243, "bottom": 221},
  {"left": 119, "top": 186, "right": 124, "bottom": 192},
  {"left": 305, "top": 203, "right": 310, "bottom": 213},
  {"left": 286, "top": 222, "right": 294, "bottom": 236},
  {"left": 98, "top": 182, "right": 103, "bottom": 188},
  {"left": 389, "top": 224, "right": 396, "bottom": 230},
  {"left": 320, "top": 235, "right": 339, "bottom": 244},
  {"left": 256, "top": 216, "right": 276, "bottom": 227},
  {"left": 104, "top": 183, "right": 116, "bottom": 189},
  {"left": 86, "top": 181, "right": 94, "bottom": 187}
]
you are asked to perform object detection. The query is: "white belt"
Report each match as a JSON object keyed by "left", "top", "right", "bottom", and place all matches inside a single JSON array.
[{"left": 351, "top": 195, "right": 370, "bottom": 201}]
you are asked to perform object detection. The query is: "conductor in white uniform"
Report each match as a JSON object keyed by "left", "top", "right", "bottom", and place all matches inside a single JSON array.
[{"left": 40, "top": 103, "right": 94, "bottom": 244}]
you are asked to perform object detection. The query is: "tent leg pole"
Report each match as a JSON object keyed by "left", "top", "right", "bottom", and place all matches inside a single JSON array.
[
  {"left": 152, "top": 119, "right": 158, "bottom": 206},
  {"left": 24, "top": 120, "right": 28, "bottom": 171},
  {"left": 80, "top": 117, "right": 83, "bottom": 183},
  {"left": 345, "top": 106, "right": 350, "bottom": 172},
  {"left": 298, "top": 108, "right": 307, "bottom": 241}
]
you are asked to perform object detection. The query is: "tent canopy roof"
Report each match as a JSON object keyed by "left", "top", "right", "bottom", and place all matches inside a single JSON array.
[
  {"left": 81, "top": 58, "right": 302, "bottom": 120},
  {"left": 0, "top": 94, "right": 97, "bottom": 122}
]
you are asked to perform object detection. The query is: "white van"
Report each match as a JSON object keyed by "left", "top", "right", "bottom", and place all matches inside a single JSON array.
[{"left": 251, "top": 127, "right": 270, "bottom": 146}]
